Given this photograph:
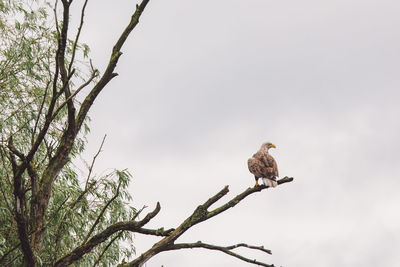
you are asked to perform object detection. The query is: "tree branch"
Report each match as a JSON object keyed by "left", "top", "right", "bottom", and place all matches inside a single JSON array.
[
  {"left": 54, "top": 202, "right": 161, "bottom": 267},
  {"left": 121, "top": 176, "right": 294, "bottom": 267},
  {"left": 166, "top": 241, "right": 274, "bottom": 267},
  {"left": 85, "top": 134, "right": 106, "bottom": 190},
  {"left": 92, "top": 231, "right": 123, "bottom": 267},
  {"left": 12, "top": 165, "right": 35, "bottom": 266},
  {"left": 134, "top": 227, "right": 175, "bottom": 237},
  {"left": 6, "top": 136, "right": 36, "bottom": 266},
  {"left": 26, "top": 162, "right": 40, "bottom": 234},
  {"left": 51, "top": 64, "right": 98, "bottom": 123},
  {"left": 204, "top": 176, "right": 294, "bottom": 222},
  {"left": 31, "top": 80, "right": 51, "bottom": 145},
  {"left": 68, "top": 0, "right": 89, "bottom": 74},
  {"left": 82, "top": 179, "right": 122, "bottom": 243},
  {"left": 76, "top": 0, "right": 150, "bottom": 131},
  {"left": 7, "top": 136, "right": 25, "bottom": 161},
  {"left": 58, "top": 0, "right": 76, "bottom": 126},
  {"left": 226, "top": 243, "right": 272, "bottom": 254}
]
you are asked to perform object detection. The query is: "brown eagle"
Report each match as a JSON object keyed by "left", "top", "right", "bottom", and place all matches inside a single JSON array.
[{"left": 248, "top": 142, "right": 279, "bottom": 187}]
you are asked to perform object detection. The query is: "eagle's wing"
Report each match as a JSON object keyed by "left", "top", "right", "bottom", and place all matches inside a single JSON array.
[
  {"left": 260, "top": 152, "right": 279, "bottom": 179},
  {"left": 272, "top": 156, "right": 279, "bottom": 177},
  {"left": 248, "top": 157, "right": 263, "bottom": 178}
]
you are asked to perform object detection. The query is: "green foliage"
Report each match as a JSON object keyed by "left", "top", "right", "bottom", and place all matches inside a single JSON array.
[
  {"left": 43, "top": 168, "right": 136, "bottom": 266},
  {"left": 0, "top": 1, "right": 136, "bottom": 266}
]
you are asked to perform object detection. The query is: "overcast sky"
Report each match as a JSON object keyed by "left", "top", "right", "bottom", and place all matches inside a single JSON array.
[{"left": 72, "top": 0, "right": 400, "bottom": 266}]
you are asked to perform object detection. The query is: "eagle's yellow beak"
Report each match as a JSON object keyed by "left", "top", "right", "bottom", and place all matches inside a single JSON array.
[{"left": 270, "top": 144, "right": 276, "bottom": 148}]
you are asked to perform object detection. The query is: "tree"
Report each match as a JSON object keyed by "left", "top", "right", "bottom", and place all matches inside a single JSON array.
[{"left": 0, "top": 1, "right": 293, "bottom": 266}]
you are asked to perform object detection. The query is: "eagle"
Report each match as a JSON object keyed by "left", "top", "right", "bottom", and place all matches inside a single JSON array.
[{"left": 248, "top": 142, "right": 279, "bottom": 188}]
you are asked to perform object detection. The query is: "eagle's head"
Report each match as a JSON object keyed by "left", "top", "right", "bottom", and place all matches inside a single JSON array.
[{"left": 261, "top": 142, "right": 276, "bottom": 150}]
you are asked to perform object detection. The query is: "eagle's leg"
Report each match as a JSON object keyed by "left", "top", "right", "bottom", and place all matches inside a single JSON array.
[{"left": 254, "top": 178, "right": 259, "bottom": 187}]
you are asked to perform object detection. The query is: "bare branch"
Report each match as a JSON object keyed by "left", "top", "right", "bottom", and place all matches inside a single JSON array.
[
  {"left": 122, "top": 177, "right": 294, "bottom": 267},
  {"left": 7, "top": 136, "right": 25, "bottom": 160},
  {"left": 166, "top": 241, "right": 274, "bottom": 267},
  {"left": 134, "top": 227, "right": 174, "bottom": 237},
  {"left": 54, "top": 0, "right": 60, "bottom": 37},
  {"left": 76, "top": 0, "right": 151, "bottom": 131},
  {"left": 68, "top": 0, "right": 89, "bottom": 74},
  {"left": 205, "top": 176, "right": 294, "bottom": 222},
  {"left": 136, "top": 202, "right": 160, "bottom": 227},
  {"left": 226, "top": 243, "right": 272, "bottom": 254},
  {"left": 51, "top": 66, "right": 98, "bottom": 122},
  {"left": 131, "top": 205, "right": 147, "bottom": 222}
]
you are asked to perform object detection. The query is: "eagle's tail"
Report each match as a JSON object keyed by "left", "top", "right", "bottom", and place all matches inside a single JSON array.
[{"left": 262, "top": 178, "right": 278, "bottom": 188}]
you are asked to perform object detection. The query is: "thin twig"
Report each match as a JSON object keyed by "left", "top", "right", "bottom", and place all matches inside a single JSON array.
[
  {"left": 82, "top": 179, "right": 122, "bottom": 243},
  {"left": 85, "top": 134, "right": 106, "bottom": 190},
  {"left": 31, "top": 80, "right": 51, "bottom": 145},
  {"left": 51, "top": 67, "right": 98, "bottom": 122},
  {"left": 68, "top": 0, "right": 89, "bottom": 74},
  {"left": 167, "top": 241, "right": 274, "bottom": 267},
  {"left": 226, "top": 243, "right": 271, "bottom": 254}
]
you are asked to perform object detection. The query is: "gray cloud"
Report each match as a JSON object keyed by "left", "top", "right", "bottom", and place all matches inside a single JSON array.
[{"left": 75, "top": 0, "right": 400, "bottom": 266}]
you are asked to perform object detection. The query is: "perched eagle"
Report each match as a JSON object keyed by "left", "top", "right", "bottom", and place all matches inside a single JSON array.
[{"left": 248, "top": 142, "right": 279, "bottom": 188}]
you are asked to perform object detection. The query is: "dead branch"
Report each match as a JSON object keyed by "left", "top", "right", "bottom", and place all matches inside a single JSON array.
[
  {"left": 68, "top": 0, "right": 89, "bottom": 74},
  {"left": 76, "top": 0, "right": 150, "bottom": 131},
  {"left": 121, "top": 176, "right": 294, "bottom": 267},
  {"left": 134, "top": 227, "right": 175, "bottom": 237},
  {"left": 166, "top": 241, "right": 274, "bottom": 267}
]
